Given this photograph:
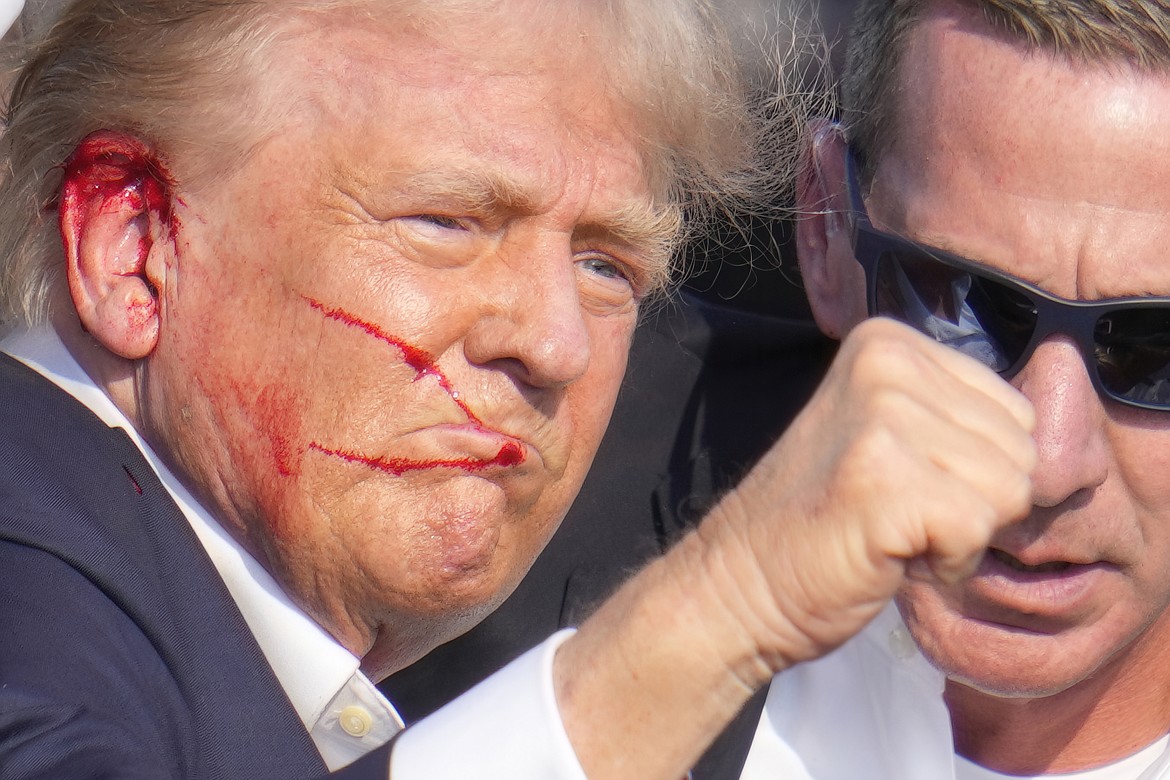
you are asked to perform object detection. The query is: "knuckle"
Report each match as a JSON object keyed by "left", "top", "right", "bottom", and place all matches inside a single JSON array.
[
  {"left": 835, "top": 422, "right": 904, "bottom": 489},
  {"left": 1000, "top": 470, "right": 1034, "bottom": 519},
  {"left": 940, "top": 497, "right": 995, "bottom": 549},
  {"left": 847, "top": 322, "right": 921, "bottom": 377}
]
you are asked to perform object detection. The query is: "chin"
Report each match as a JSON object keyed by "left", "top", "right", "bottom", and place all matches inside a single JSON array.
[
  {"left": 900, "top": 603, "right": 1111, "bottom": 701},
  {"left": 359, "top": 569, "right": 516, "bottom": 682},
  {"left": 936, "top": 653, "right": 1088, "bottom": 700}
]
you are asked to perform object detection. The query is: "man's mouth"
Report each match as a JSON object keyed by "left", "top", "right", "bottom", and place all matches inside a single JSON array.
[
  {"left": 987, "top": 548, "right": 1073, "bottom": 575},
  {"left": 958, "top": 547, "right": 1116, "bottom": 626}
]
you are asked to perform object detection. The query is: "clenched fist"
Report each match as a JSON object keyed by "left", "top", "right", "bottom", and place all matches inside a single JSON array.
[
  {"left": 555, "top": 317, "right": 1036, "bottom": 780},
  {"left": 696, "top": 316, "right": 1036, "bottom": 671}
]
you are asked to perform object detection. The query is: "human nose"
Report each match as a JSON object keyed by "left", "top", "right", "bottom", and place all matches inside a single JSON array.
[
  {"left": 1011, "top": 337, "right": 1109, "bottom": 508},
  {"left": 463, "top": 239, "right": 592, "bottom": 390}
]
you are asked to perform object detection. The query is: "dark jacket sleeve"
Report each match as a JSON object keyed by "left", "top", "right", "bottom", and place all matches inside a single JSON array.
[
  {"left": 0, "top": 536, "right": 399, "bottom": 780},
  {"left": 0, "top": 541, "right": 191, "bottom": 779},
  {"left": 0, "top": 356, "right": 343, "bottom": 779}
]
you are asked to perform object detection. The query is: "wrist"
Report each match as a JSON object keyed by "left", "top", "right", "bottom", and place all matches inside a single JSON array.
[{"left": 553, "top": 529, "right": 773, "bottom": 779}]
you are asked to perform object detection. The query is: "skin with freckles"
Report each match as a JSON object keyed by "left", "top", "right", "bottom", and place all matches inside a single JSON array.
[
  {"left": 799, "top": 0, "right": 1170, "bottom": 771},
  {"left": 58, "top": 5, "right": 666, "bottom": 681}
]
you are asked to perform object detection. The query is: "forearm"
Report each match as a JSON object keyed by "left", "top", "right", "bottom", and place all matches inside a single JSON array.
[{"left": 554, "top": 521, "right": 776, "bottom": 780}]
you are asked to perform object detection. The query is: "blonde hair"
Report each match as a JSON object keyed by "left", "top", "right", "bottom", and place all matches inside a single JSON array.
[
  {"left": 842, "top": 0, "right": 1170, "bottom": 175},
  {"left": 0, "top": 0, "right": 795, "bottom": 326}
]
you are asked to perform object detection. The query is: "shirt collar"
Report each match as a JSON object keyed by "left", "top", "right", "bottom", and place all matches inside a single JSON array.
[{"left": 0, "top": 326, "right": 390, "bottom": 734}]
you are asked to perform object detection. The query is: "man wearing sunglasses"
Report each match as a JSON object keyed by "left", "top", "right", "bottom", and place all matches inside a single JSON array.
[{"left": 743, "top": 0, "right": 1170, "bottom": 777}]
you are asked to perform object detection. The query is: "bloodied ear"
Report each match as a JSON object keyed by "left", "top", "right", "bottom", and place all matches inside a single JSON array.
[{"left": 60, "top": 130, "right": 177, "bottom": 360}]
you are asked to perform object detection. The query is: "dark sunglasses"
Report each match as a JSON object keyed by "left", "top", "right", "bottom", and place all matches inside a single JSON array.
[{"left": 844, "top": 148, "right": 1170, "bottom": 411}]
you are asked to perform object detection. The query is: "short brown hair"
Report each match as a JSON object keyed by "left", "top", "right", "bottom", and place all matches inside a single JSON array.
[{"left": 842, "top": 0, "right": 1170, "bottom": 175}]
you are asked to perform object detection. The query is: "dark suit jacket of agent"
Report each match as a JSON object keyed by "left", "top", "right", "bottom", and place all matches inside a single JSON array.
[
  {"left": 0, "top": 353, "right": 391, "bottom": 779},
  {"left": 383, "top": 280, "right": 839, "bottom": 778}
]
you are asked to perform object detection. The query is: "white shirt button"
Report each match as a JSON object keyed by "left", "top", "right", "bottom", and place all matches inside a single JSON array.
[
  {"left": 339, "top": 705, "right": 373, "bottom": 738},
  {"left": 888, "top": 626, "right": 918, "bottom": 661}
]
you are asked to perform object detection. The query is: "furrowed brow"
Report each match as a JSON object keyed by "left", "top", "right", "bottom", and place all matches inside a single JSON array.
[
  {"left": 576, "top": 200, "right": 682, "bottom": 290},
  {"left": 398, "top": 167, "right": 542, "bottom": 215},
  {"left": 399, "top": 167, "right": 681, "bottom": 288}
]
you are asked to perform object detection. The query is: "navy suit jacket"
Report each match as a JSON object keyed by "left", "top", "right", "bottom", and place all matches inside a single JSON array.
[{"left": 0, "top": 354, "right": 391, "bottom": 779}]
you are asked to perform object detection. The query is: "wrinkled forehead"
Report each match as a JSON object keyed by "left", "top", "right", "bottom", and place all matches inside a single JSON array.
[
  {"left": 237, "top": 4, "right": 675, "bottom": 213},
  {"left": 247, "top": 2, "right": 667, "bottom": 186},
  {"left": 213, "top": 3, "right": 677, "bottom": 275}
]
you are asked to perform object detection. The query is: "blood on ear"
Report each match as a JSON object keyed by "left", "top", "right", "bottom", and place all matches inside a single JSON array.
[{"left": 58, "top": 130, "right": 179, "bottom": 359}]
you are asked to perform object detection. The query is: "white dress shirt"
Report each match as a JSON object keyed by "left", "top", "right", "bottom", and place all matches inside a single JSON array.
[
  {"left": 740, "top": 603, "right": 1170, "bottom": 780},
  {"left": 1, "top": 326, "right": 586, "bottom": 778},
  {"left": 957, "top": 738, "right": 1170, "bottom": 780},
  {"left": 0, "top": 0, "right": 22, "bottom": 41}
]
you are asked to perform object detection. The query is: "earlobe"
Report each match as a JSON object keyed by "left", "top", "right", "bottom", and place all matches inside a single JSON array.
[
  {"left": 794, "top": 120, "right": 867, "bottom": 340},
  {"left": 60, "top": 131, "right": 175, "bottom": 360}
]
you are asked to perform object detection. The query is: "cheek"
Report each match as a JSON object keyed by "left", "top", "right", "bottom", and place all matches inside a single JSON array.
[
  {"left": 1113, "top": 427, "right": 1170, "bottom": 511},
  {"left": 571, "top": 315, "right": 633, "bottom": 435},
  {"left": 161, "top": 261, "right": 323, "bottom": 496},
  {"left": 519, "top": 316, "right": 632, "bottom": 526},
  {"left": 1107, "top": 425, "right": 1170, "bottom": 572},
  {"left": 235, "top": 377, "right": 309, "bottom": 479},
  {"left": 184, "top": 331, "right": 315, "bottom": 529}
]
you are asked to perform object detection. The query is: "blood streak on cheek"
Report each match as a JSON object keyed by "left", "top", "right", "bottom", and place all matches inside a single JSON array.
[
  {"left": 254, "top": 383, "right": 302, "bottom": 478},
  {"left": 301, "top": 296, "right": 527, "bottom": 473},
  {"left": 308, "top": 440, "right": 524, "bottom": 475},
  {"left": 303, "top": 296, "right": 479, "bottom": 421}
]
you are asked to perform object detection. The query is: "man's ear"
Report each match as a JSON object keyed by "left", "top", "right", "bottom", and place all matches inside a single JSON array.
[
  {"left": 60, "top": 131, "right": 174, "bottom": 360},
  {"left": 794, "top": 120, "right": 868, "bottom": 339}
]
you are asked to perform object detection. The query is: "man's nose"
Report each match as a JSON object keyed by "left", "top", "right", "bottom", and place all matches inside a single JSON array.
[
  {"left": 1012, "top": 337, "right": 1109, "bottom": 508},
  {"left": 463, "top": 238, "right": 592, "bottom": 390}
]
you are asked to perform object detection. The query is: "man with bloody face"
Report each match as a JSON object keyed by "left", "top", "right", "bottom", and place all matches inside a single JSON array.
[
  {"left": 0, "top": 1, "right": 723, "bottom": 774},
  {"left": 0, "top": 1, "right": 1039, "bottom": 778}
]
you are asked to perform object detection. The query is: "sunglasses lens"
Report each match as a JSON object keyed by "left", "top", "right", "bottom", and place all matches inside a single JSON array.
[
  {"left": 1096, "top": 309, "right": 1170, "bottom": 406},
  {"left": 874, "top": 248, "right": 1036, "bottom": 373}
]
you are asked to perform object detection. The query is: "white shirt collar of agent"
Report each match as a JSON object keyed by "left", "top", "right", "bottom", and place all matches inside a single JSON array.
[
  {"left": 0, "top": 325, "right": 403, "bottom": 771},
  {"left": 741, "top": 600, "right": 1170, "bottom": 780},
  {"left": 956, "top": 736, "right": 1170, "bottom": 780}
]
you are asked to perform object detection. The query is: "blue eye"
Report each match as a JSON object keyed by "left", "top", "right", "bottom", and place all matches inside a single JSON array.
[
  {"left": 412, "top": 214, "right": 464, "bottom": 230},
  {"left": 580, "top": 256, "right": 628, "bottom": 282},
  {"left": 575, "top": 253, "right": 642, "bottom": 313}
]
